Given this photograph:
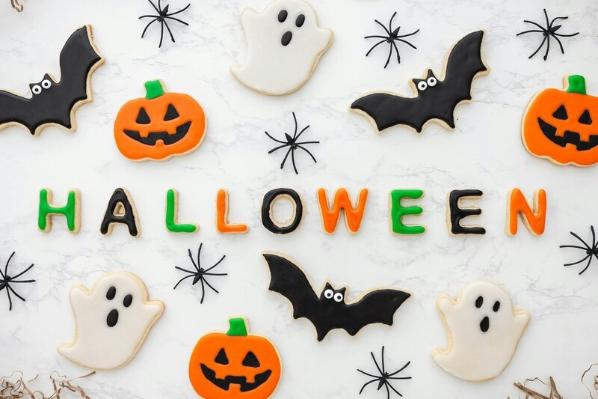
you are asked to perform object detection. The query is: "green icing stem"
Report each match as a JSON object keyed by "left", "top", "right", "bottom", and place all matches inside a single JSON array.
[
  {"left": 390, "top": 189, "right": 425, "bottom": 235},
  {"left": 38, "top": 189, "right": 78, "bottom": 232},
  {"left": 145, "top": 80, "right": 165, "bottom": 99},
  {"left": 165, "top": 189, "right": 197, "bottom": 233},
  {"left": 567, "top": 75, "right": 586, "bottom": 95},
  {"left": 227, "top": 318, "right": 248, "bottom": 336}
]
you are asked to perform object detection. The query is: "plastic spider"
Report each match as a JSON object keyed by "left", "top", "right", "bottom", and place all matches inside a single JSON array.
[
  {"left": 139, "top": 0, "right": 191, "bottom": 48},
  {"left": 357, "top": 346, "right": 411, "bottom": 399},
  {"left": 516, "top": 9, "right": 579, "bottom": 61},
  {"left": 560, "top": 226, "right": 598, "bottom": 275},
  {"left": 265, "top": 112, "right": 319, "bottom": 175},
  {"left": 173, "top": 243, "right": 227, "bottom": 304},
  {"left": 0, "top": 252, "right": 35, "bottom": 311},
  {"left": 364, "top": 12, "right": 419, "bottom": 68}
]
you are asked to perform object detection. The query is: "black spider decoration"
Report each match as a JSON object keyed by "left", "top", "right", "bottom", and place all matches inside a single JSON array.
[
  {"left": 357, "top": 346, "right": 411, "bottom": 399},
  {"left": 516, "top": 9, "right": 579, "bottom": 61},
  {"left": 364, "top": 12, "right": 419, "bottom": 68},
  {"left": 560, "top": 226, "right": 598, "bottom": 275},
  {"left": 173, "top": 243, "right": 227, "bottom": 304},
  {"left": 139, "top": 0, "right": 191, "bottom": 48},
  {"left": 0, "top": 252, "right": 35, "bottom": 311},
  {"left": 265, "top": 112, "right": 319, "bottom": 175}
]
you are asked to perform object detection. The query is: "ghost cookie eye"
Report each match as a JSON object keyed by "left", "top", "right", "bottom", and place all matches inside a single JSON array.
[
  {"left": 106, "top": 286, "right": 116, "bottom": 300},
  {"left": 278, "top": 9, "right": 288, "bottom": 22},
  {"left": 295, "top": 14, "right": 305, "bottom": 27}
]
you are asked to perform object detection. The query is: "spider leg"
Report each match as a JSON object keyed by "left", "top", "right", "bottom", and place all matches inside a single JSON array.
[
  {"left": 522, "top": 20, "right": 548, "bottom": 31},
  {"left": 7, "top": 284, "right": 25, "bottom": 302},
  {"left": 553, "top": 31, "right": 579, "bottom": 37},
  {"left": 397, "top": 29, "right": 420, "bottom": 38},
  {"left": 292, "top": 112, "right": 299, "bottom": 139},
  {"left": 175, "top": 266, "right": 197, "bottom": 274},
  {"left": 543, "top": 35, "right": 551, "bottom": 60},
  {"left": 204, "top": 255, "right": 226, "bottom": 272},
  {"left": 578, "top": 255, "right": 594, "bottom": 275},
  {"left": 10, "top": 264, "right": 34, "bottom": 280},
  {"left": 384, "top": 381, "right": 391, "bottom": 399},
  {"left": 357, "top": 369, "right": 380, "bottom": 378},
  {"left": 5, "top": 252, "right": 15, "bottom": 277},
  {"left": 384, "top": 43, "right": 393, "bottom": 68},
  {"left": 163, "top": 20, "right": 176, "bottom": 43},
  {"left": 291, "top": 150, "right": 298, "bottom": 174},
  {"left": 265, "top": 131, "right": 287, "bottom": 144},
  {"left": 296, "top": 145, "right": 318, "bottom": 164},
  {"left": 141, "top": 18, "right": 159, "bottom": 38},
  {"left": 591, "top": 226, "right": 595, "bottom": 247},
  {"left": 385, "top": 380, "right": 403, "bottom": 397},
  {"left": 139, "top": 14, "right": 160, "bottom": 19},
  {"left": 543, "top": 9, "right": 550, "bottom": 28},
  {"left": 359, "top": 378, "right": 380, "bottom": 394},
  {"left": 280, "top": 147, "right": 293, "bottom": 170},
  {"left": 366, "top": 40, "right": 388, "bottom": 57},
  {"left": 563, "top": 254, "right": 590, "bottom": 267},
  {"left": 197, "top": 243, "right": 203, "bottom": 270},
  {"left": 159, "top": 20, "right": 165, "bottom": 48},
  {"left": 268, "top": 143, "right": 291, "bottom": 154},
  {"left": 570, "top": 232, "right": 591, "bottom": 248},
  {"left": 374, "top": 19, "right": 392, "bottom": 37},
  {"left": 164, "top": 16, "right": 189, "bottom": 26},
  {"left": 389, "top": 361, "right": 411, "bottom": 376},
  {"left": 6, "top": 286, "right": 13, "bottom": 311},
  {"left": 396, "top": 38, "right": 417, "bottom": 50},
  {"left": 202, "top": 272, "right": 228, "bottom": 277},
  {"left": 528, "top": 35, "right": 548, "bottom": 59},
  {"left": 294, "top": 125, "right": 311, "bottom": 141},
  {"left": 388, "top": 11, "right": 397, "bottom": 34},
  {"left": 173, "top": 274, "right": 195, "bottom": 289},
  {"left": 365, "top": 35, "right": 391, "bottom": 40},
  {"left": 295, "top": 140, "right": 320, "bottom": 145},
  {"left": 391, "top": 41, "right": 401, "bottom": 64},
  {"left": 199, "top": 278, "right": 206, "bottom": 304},
  {"left": 146, "top": 0, "right": 160, "bottom": 14},
  {"left": 9, "top": 279, "right": 36, "bottom": 284},
  {"left": 166, "top": 3, "right": 190, "bottom": 16},
  {"left": 516, "top": 29, "right": 545, "bottom": 36},
  {"left": 552, "top": 34, "right": 565, "bottom": 54},
  {"left": 381, "top": 347, "right": 386, "bottom": 373},
  {"left": 188, "top": 248, "right": 199, "bottom": 271},
  {"left": 203, "top": 278, "right": 219, "bottom": 294},
  {"left": 371, "top": 351, "right": 384, "bottom": 375}
]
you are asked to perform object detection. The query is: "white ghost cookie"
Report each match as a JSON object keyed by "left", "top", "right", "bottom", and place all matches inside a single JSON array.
[
  {"left": 232, "top": 0, "right": 333, "bottom": 95},
  {"left": 432, "top": 281, "right": 529, "bottom": 382},
  {"left": 58, "top": 271, "right": 164, "bottom": 370}
]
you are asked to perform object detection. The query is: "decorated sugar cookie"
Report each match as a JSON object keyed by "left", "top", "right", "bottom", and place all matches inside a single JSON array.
[
  {"left": 263, "top": 253, "right": 410, "bottom": 341},
  {"left": 114, "top": 80, "right": 206, "bottom": 161},
  {"left": 0, "top": 25, "right": 103, "bottom": 135},
  {"left": 351, "top": 31, "right": 487, "bottom": 133},
  {"left": 59, "top": 271, "right": 164, "bottom": 370},
  {"left": 232, "top": 0, "right": 333, "bottom": 96},
  {"left": 188, "top": 317, "right": 281, "bottom": 399},
  {"left": 432, "top": 281, "right": 529, "bottom": 382},
  {"left": 522, "top": 75, "right": 598, "bottom": 166}
]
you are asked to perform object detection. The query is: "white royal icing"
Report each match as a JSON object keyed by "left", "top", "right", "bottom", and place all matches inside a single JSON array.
[
  {"left": 58, "top": 271, "right": 164, "bottom": 370},
  {"left": 432, "top": 281, "right": 529, "bottom": 381},
  {"left": 232, "top": 0, "right": 332, "bottom": 95}
]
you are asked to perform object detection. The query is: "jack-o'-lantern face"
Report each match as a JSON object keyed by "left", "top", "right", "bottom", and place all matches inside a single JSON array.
[
  {"left": 523, "top": 75, "right": 598, "bottom": 166},
  {"left": 114, "top": 80, "right": 206, "bottom": 161},
  {"left": 188, "top": 318, "right": 281, "bottom": 399}
]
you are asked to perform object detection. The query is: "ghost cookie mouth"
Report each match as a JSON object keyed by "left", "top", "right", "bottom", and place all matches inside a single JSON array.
[
  {"left": 200, "top": 364, "right": 272, "bottom": 392},
  {"left": 479, "top": 316, "right": 489, "bottom": 333},
  {"left": 538, "top": 117, "right": 598, "bottom": 151},
  {"left": 106, "top": 308, "right": 119, "bottom": 327},
  {"left": 124, "top": 121, "right": 192, "bottom": 146}
]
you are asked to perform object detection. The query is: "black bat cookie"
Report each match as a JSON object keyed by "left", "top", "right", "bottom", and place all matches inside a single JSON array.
[
  {"left": 263, "top": 253, "right": 410, "bottom": 341},
  {"left": 0, "top": 25, "right": 103, "bottom": 135},
  {"left": 351, "top": 30, "right": 487, "bottom": 133}
]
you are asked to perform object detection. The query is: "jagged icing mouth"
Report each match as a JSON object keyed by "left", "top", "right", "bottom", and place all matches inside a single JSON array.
[
  {"left": 200, "top": 363, "right": 272, "bottom": 392},
  {"left": 538, "top": 118, "right": 598, "bottom": 151},
  {"left": 124, "top": 121, "right": 191, "bottom": 145}
]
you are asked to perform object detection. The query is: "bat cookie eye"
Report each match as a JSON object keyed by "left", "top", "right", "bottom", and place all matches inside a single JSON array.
[
  {"left": 324, "top": 289, "right": 334, "bottom": 299},
  {"left": 31, "top": 85, "right": 42, "bottom": 95},
  {"left": 41, "top": 79, "right": 52, "bottom": 89},
  {"left": 417, "top": 81, "right": 428, "bottom": 91},
  {"left": 427, "top": 77, "right": 437, "bottom": 87},
  {"left": 333, "top": 293, "right": 344, "bottom": 303}
]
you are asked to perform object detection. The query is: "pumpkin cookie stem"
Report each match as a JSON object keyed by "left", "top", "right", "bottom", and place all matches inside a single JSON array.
[
  {"left": 145, "top": 80, "right": 165, "bottom": 99},
  {"left": 227, "top": 318, "right": 248, "bottom": 336},
  {"left": 567, "top": 75, "right": 586, "bottom": 95}
]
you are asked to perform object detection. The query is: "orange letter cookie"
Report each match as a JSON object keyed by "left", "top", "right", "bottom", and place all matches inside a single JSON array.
[
  {"left": 507, "top": 188, "right": 547, "bottom": 236},
  {"left": 217, "top": 190, "right": 248, "bottom": 234},
  {"left": 317, "top": 188, "right": 368, "bottom": 234}
]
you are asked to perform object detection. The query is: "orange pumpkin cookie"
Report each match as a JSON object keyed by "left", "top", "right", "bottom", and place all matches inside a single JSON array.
[
  {"left": 522, "top": 75, "right": 598, "bottom": 167},
  {"left": 114, "top": 80, "right": 206, "bottom": 161},
  {"left": 188, "top": 318, "right": 281, "bottom": 399}
]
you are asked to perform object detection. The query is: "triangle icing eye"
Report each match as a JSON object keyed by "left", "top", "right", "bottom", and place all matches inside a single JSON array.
[
  {"left": 242, "top": 351, "right": 260, "bottom": 368},
  {"left": 136, "top": 107, "right": 151, "bottom": 124},
  {"left": 552, "top": 105, "right": 568, "bottom": 120},
  {"left": 165, "top": 104, "right": 179, "bottom": 121},
  {"left": 579, "top": 110, "right": 592, "bottom": 125},
  {"left": 215, "top": 348, "right": 229, "bottom": 365}
]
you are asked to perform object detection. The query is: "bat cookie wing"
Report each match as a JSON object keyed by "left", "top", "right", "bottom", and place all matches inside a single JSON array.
[
  {"left": 351, "top": 94, "right": 426, "bottom": 132},
  {"left": 0, "top": 25, "right": 104, "bottom": 135},
  {"left": 263, "top": 253, "right": 319, "bottom": 320},
  {"left": 343, "top": 289, "right": 410, "bottom": 336}
]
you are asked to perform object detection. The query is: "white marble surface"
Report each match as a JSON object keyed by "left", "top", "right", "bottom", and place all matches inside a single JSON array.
[{"left": 1, "top": 0, "right": 597, "bottom": 398}]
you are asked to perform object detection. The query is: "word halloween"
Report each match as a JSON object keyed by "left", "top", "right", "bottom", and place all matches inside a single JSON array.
[{"left": 36, "top": 187, "right": 548, "bottom": 237}]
